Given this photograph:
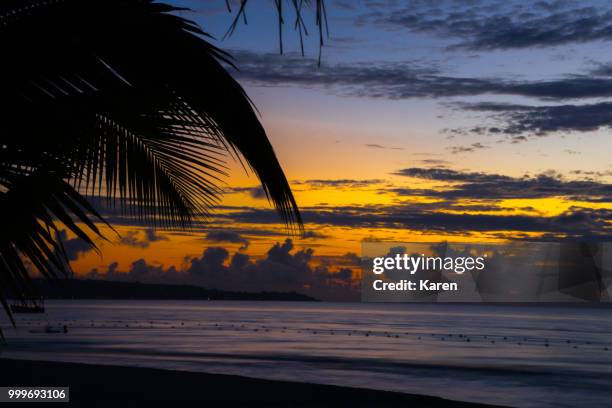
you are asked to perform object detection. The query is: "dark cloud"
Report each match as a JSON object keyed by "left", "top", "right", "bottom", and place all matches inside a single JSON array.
[
  {"left": 119, "top": 228, "right": 168, "bottom": 248},
  {"left": 457, "top": 101, "right": 612, "bottom": 137},
  {"left": 190, "top": 239, "right": 358, "bottom": 300},
  {"left": 87, "top": 240, "right": 360, "bottom": 301},
  {"left": 217, "top": 167, "right": 611, "bottom": 239},
  {"left": 58, "top": 230, "right": 94, "bottom": 261},
  {"left": 570, "top": 169, "right": 612, "bottom": 178},
  {"left": 393, "top": 167, "right": 612, "bottom": 202},
  {"left": 145, "top": 229, "right": 168, "bottom": 243},
  {"left": 205, "top": 230, "right": 250, "bottom": 249},
  {"left": 507, "top": 78, "right": 612, "bottom": 100},
  {"left": 365, "top": 143, "right": 405, "bottom": 150},
  {"left": 302, "top": 230, "right": 330, "bottom": 239},
  {"left": 296, "top": 178, "right": 385, "bottom": 188},
  {"left": 394, "top": 167, "right": 510, "bottom": 183},
  {"left": 590, "top": 62, "right": 612, "bottom": 77},
  {"left": 88, "top": 260, "right": 179, "bottom": 283},
  {"left": 358, "top": 1, "right": 612, "bottom": 50},
  {"left": 222, "top": 205, "right": 612, "bottom": 240},
  {"left": 448, "top": 142, "right": 489, "bottom": 154},
  {"left": 230, "top": 50, "right": 612, "bottom": 103},
  {"left": 226, "top": 186, "right": 267, "bottom": 199},
  {"left": 333, "top": 0, "right": 357, "bottom": 11}
]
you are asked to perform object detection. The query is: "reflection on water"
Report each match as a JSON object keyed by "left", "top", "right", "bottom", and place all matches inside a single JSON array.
[{"left": 1, "top": 301, "right": 612, "bottom": 407}]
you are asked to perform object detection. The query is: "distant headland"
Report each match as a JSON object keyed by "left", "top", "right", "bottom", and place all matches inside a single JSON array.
[{"left": 15, "top": 279, "right": 316, "bottom": 302}]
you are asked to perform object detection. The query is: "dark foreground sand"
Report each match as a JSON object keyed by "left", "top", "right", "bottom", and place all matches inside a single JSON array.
[{"left": 0, "top": 358, "right": 506, "bottom": 407}]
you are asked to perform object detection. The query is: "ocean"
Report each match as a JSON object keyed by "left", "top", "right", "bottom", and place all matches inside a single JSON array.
[{"left": 1, "top": 300, "right": 611, "bottom": 407}]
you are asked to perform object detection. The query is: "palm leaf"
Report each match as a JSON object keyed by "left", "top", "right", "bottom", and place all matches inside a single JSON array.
[
  {"left": 225, "top": 0, "right": 329, "bottom": 62},
  {"left": 0, "top": 168, "right": 106, "bottom": 328},
  {"left": 0, "top": 0, "right": 302, "bottom": 228},
  {"left": 0, "top": 0, "right": 305, "bottom": 334}
]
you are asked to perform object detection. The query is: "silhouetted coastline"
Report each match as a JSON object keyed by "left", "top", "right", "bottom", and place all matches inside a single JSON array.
[{"left": 12, "top": 279, "right": 315, "bottom": 302}]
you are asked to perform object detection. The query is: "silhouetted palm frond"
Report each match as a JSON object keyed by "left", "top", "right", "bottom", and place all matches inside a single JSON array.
[
  {"left": 0, "top": 0, "right": 301, "bottom": 228},
  {"left": 0, "top": 167, "right": 105, "bottom": 329},
  {"left": 0, "top": 0, "right": 303, "bottom": 330},
  {"left": 224, "top": 0, "right": 329, "bottom": 63}
]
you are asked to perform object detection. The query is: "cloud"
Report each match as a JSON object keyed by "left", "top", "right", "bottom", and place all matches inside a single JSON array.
[
  {"left": 191, "top": 239, "right": 359, "bottom": 300},
  {"left": 570, "top": 169, "right": 612, "bottom": 177},
  {"left": 145, "top": 229, "right": 168, "bottom": 243},
  {"left": 226, "top": 186, "right": 267, "bottom": 199},
  {"left": 296, "top": 179, "right": 385, "bottom": 188},
  {"left": 365, "top": 143, "right": 405, "bottom": 150},
  {"left": 448, "top": 142, "right": 489, "bottom": 154},
  {"left": 230, "top": 50, "right": 612, "bottom": 103},
  {"left": 456, "top": 101, "right": 612, "bottom": 137},
  {"left": 302, "top": 230, "right": 330, "bottom": 239},
  {"left": 333, "top": 0, "right": 357, "bottom": 11},
  {"left": 393, "top": 167, "right": 612, "bottom": 202},
  {"left": 87, "top": 260, "right": 180, "bottom": 283},
  {"left": 87, "top": 240, "right": 360, "bottom": 301},
  {"left": 222, "top": 205, "right": 612, "bottom": 240},
  {"left": 358, "top": 1, "right": 612, "bottom": 50},
  {"left": 216, "top": 166, "right": 612, "bottom": 240},
  {"left": 394, "top": 167, "right": 510, "bottom": 183},
  {"left": 205, "top": 230, "right": 250, "bottom": 249},
  {"left": 590, "top": 61, "right": 612, "bottom": 77},
  {"left": 119, "top": 231, "right": 147, "bottom": 248},
  {"left": 57, "top": 230, "right": 94, "bottom": 261},
  {"left": 119, "top": 228, "right": 168, "bottom": 248}
]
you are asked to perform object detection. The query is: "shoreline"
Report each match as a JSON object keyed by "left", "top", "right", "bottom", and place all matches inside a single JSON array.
[{"left": 0, "top": 358, "right": 507, "bottom": 407}]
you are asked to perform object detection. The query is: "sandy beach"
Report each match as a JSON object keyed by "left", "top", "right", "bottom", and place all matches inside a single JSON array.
[{"left": 0, "top": 358, "right": 505, "bottom": 407}]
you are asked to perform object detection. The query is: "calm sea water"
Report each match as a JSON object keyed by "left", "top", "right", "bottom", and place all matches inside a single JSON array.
[{"left": 1, "top": 300, "right": 611, "bottom": 407}]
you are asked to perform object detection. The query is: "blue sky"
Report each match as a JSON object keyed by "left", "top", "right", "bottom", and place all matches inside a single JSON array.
[{"left": 163, "top": 0, "right": 612, "bottom": 179}]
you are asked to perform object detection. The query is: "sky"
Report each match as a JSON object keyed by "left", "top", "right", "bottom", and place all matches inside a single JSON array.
[{"left": 66, "top": 0, "right": 612, "bottom": 300}]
